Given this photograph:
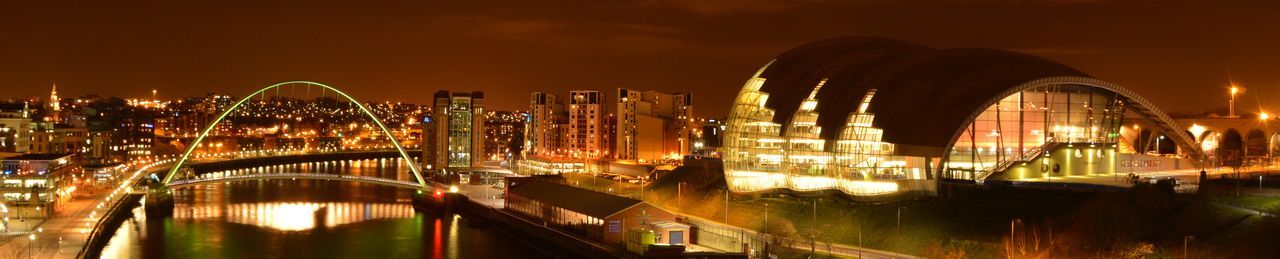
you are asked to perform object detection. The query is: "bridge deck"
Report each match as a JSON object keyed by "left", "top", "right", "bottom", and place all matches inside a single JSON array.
[{"left": 168, "top": 173, "right": 423, "bottom": 189}]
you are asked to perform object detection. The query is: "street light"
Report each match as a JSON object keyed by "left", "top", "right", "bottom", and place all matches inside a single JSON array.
[
  {"left": 28, "top": 233, "right": 35, "bottom": 259},
  {"left": 1183, "top": 235, "right": 1195, "bottom": 258},
  {"left": 1230, "top": 85, "right": 1241, "bottom": 117},
  {"left": 763, "top": 203, "right": 769, "bottom": 234}
]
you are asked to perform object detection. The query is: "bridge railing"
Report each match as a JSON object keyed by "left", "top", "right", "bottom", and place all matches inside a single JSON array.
[{"left": 168, "top": 172, "right": 422, "bottom": 189}]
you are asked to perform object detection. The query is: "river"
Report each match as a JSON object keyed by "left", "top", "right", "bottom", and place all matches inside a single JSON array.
[{"left": 96, "top": 158, "right": 551, "bottom": 258}]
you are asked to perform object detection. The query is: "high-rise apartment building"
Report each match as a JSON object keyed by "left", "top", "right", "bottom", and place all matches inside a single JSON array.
[
  {"left": 601, "top": 113, "right": 617, "bottom": 158},
  {"left": 524, "top": 92, "right": 562, "bottom": 158},
  {"left": 615, "top": 88, "right": 693, "bottom": 162},
  {"left": 425, "top": 91, "right": 486, "bottom": 170},
  {"left": 567, "top": 91, "right": 604, "bottom": 158}
]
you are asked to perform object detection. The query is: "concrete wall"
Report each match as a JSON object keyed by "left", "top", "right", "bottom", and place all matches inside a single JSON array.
[
  {"left": 604, "top": 162, "right": 653, "bottom": 178},
  {"left": 1113, "top": 153, "right": 1189, "bottom": 173},
  {"left": 1005, "top": 146, "right": 1118, "bottom": 179},
  {"left": 635, "top": 115, "right": 664, "bottom": 161}
]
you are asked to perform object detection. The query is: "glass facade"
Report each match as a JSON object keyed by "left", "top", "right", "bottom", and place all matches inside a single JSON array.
[
  {"left": 944, "top": 87, "right": 1126, "bottom": 180},
  {"left": 506, "top": 194, "right": 604, "bottom": 240},
  {"left": 448, "top": 98, "right": 473, "bottom": 167},
  {"left": 723, "top": 64, "right": 1131, "bottom": 196},
  {"left": 722, "top": 65, "right": 913, "bottom": 196}
]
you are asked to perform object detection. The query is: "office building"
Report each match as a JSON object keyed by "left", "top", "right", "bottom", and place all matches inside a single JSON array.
[
  {"left": 0, "top": 153, "right": 77, "bottom": 219},
  {"left": 0, "top": 103, "right": 32, "bottom": 155},
  {"left": 425, "top": 91, "right": 485, "bottom": 170}
]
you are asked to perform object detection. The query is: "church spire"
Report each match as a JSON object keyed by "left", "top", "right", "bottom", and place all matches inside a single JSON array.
[{"left": 50, "top": 82, "right": 61, "bottom": 112}]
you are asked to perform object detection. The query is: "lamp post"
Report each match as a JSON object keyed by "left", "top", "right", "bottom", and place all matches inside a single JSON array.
[
  {"left": 896, "top": 206, "right": 903, "bottom": 236},
  {"left": 763, "top": 203, "right": 769, "bottom": 234},
  {"left": 677, "top": 182, "right": 684, "bottom": 210},
  {"left": 1010, "top": 218, "right": 1021, "bottom": 255},
  {"left": 1157, "top": 136, "right": 1164, "bottom": 155},
  {"left": 27, "top": 233, "right": 35, "bottom": 259},
  {"left": 1183, "top": 235, "right": 1194, "bottom": 258},
  {"left": 1229, "top": 86, "right": 1240, "bottom": 117},
  {"left": 811, "top": 198, "right": 818, "bottom": 254}
]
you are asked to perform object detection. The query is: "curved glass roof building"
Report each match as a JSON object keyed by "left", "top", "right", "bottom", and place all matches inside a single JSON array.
[{"left": 722, "top": 37, "right": 1201, "bottom": 197}]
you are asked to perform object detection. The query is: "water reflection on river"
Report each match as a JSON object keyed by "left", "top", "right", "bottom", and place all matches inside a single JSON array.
[{"left": 99, "top": 158, "right": 550, "bottom": 258}]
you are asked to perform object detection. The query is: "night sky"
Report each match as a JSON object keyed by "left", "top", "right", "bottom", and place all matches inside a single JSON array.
[{"left": 3, "top": 1, "right": 1279, "bottom": 117}]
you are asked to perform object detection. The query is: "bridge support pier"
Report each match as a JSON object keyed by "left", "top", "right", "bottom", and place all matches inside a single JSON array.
[
  {"left": 145, "top": 187, "right": 174, "bottom": 219},
  {"left": 411, "top": 190, "right": 463, "bottom": 214}
]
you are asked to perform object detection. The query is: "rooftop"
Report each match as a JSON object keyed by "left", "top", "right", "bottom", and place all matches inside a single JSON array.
[
  {"left": 755, "top": 36, "right": 1089, "bottom": 156},
  {"left": 3, "top": 153, "right": 74, "bottom": 161},
  {"left": 507, "top": 180, "right": 643, "bottom": 219}
]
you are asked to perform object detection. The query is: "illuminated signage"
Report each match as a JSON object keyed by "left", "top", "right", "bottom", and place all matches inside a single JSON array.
[{"left": 1120, "top": 160, "right": 1160, "bottom": 167}]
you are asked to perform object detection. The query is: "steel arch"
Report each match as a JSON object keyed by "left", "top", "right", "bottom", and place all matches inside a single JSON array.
[{"left": 161, "top": 81, "right": 426, "bottom": 188}]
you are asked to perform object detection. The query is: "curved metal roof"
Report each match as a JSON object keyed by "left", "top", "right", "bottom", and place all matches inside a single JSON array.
[{"left": 754, "top": 36, "right": 1089, "bottom": 155}]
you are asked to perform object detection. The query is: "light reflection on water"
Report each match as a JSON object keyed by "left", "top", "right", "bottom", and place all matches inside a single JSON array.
[
  {"left": 97, "top": 158, "right": 549, "bottom": 259},
  {"left": 174, "top": 202, "right": 416, "bottom": 231}
]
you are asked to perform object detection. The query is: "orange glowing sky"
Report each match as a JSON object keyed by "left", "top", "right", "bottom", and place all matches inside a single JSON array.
[{"left": 2, "top": 1, "right": 1278, "bottom": 117}]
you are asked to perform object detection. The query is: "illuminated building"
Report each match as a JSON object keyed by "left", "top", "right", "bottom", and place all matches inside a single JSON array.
[
  {"left": 120, "top": 111, "right": 156, "bottom": 157},
  {"left": 426, "top": 91, "right": 485, "bottom": 170},
  {"left": 514, "top": 156, "right": 584, "bottom": 174},
  {"left": 0, "top": 153, "right": 77, "bottom": 219},
  {"left": 48, "top": 83, "right": 60, "bottom": 122},
  {"left": 568, "top": 91, "right": 604, "bottom": 158},
  {"left": 694, "top": 118, "right": 724, "bottom": 157},
  {"left": 525, "top": 92, "right": 562, "bottom": 158},
  {"left": 87, "top": 131, "right": 117, "bottom": 162},
  {"left": 615, "top": 88, "right": 692, "bottom": 162},
  {"left": 602, "top": 114, "right": 617, "bottom": 158},
  {"left": 0, "top": 103, "right": 32, "bottom": 154},
  {"left": 28, "top": 122, "right": 54, "bottom": 154},
  {"left": 722, "top": 37, "right": 1201, "bottom": 197},
  {"left": 483, "top": 111, "right": 525, "bottom": 160},
  {"left": 53, "top": 125, "right": 88, "bottom": 155}
]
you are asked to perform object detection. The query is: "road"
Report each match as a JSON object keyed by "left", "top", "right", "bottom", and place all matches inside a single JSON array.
[{"left": 1017, "top": 165, "right": 1278, "bottom": 187}]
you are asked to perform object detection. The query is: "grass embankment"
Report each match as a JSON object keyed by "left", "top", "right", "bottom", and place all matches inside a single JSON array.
[
  {"left": 641, "top": 164, "right": 1000, "bottom": 258},
  {"left": 1211, "top": 194, "right": 1280, "bottom": 212}
]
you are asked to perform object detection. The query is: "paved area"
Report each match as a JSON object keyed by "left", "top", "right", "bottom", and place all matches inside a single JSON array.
[
  {"left": 455, "top": 183, "right": 504, "bottom": 208},
  {"left": 0, "top": 190, "right": 108, "bottom": 259}
]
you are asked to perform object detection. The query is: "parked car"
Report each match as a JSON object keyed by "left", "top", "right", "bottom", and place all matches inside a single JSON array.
[
  {"left": 1157, "top": 177, "right": 1181, "bottom": 186},
  {"left": 1140, "top": 176, "right": 1158, "bottom": 184}
]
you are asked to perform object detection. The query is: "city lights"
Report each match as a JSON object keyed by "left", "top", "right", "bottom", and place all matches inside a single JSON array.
[{"left": 1, "top": 4, "right": 1277, "bottom": 259}]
